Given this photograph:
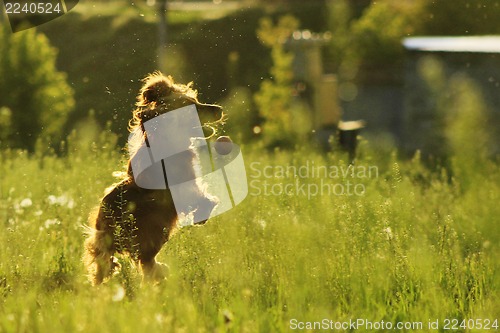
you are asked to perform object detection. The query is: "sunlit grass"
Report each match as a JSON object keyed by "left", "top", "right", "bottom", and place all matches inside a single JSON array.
[{"left": 0, "top": 135, "right": 498, "bottom": 332}]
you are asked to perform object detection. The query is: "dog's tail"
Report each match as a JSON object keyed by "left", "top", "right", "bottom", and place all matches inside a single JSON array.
[{"left": 83, "top": 208, "right": 117, "bottom": 285}]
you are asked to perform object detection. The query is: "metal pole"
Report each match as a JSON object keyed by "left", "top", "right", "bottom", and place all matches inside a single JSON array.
[{"left": 158, "top": 0, "right": 168, "bottom": 72}]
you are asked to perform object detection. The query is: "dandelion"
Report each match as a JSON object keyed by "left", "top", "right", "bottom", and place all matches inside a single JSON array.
[
  {"left": 179, "top": 212, "right": 194, "bottom": 228},
  {"left": 67, "top": 199, "right": 75, "bottom": 209},
  {"left": 155, "top": 313, "right": 164, "bottom": 324},
  {"left": 112, "top": 285, "right": 125, "bottom": 302},
  {"left": 44, "top": 218, "right": 60, "bottom": 229},
  {"left": 383, "top": 226, "right": 393, "bottom": 240},
  {"left": 56, "top": 194, "right": 68, "bottom": 206},
  {"left": 47, "top": 194, "right": 75, "bottom": 209},
  {"left": 19, "top": 198, "right": 32, "bottom": 208},
  {"left": 13, "top": 203, "right": 22, "bottom": 215}
]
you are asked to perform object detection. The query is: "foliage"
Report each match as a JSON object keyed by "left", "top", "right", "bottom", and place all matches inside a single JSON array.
[
  {"left": 327, "top": 0, "right": 352, "bottom": 73},
  {"left": 445, "top": 75, "right": 492, "bottom": 190},
  {"left": 347, "top": 1, "right": 421, "bottom": 75},
  {"left": 420, "top": 0, "right": 500, "bottom": 36},
  {"left": 328, "top": 0, "right": 500, "bottom": 82},
  {"left": 220, "top": 87, "right": 256, "bottom": 143},
  {"left": 4, "top": 0, "right": 497, "bottom": 150},
  {"left": 0, "top": 25, "right": 74, "bottom": 151},
  {"left": 32, "top": 2, "right": 328, "bottom": 148},
  {"left": 326, "top": 0, "right": 420, "bottom": 81},
  {"left": 407, "top": 56, "right": 495, "bottom": 166},
  {"left": 254, "top": 16, "right": 313, "bottom": 148}
]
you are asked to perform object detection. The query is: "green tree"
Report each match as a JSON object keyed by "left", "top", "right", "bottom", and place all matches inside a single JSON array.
[
  {"left": 445, "top": 75, "right": 492, "bottom": 189},
  {"left": 0, "top": 25, "right": 74, "bottom": 150},
  {"left": 254, "top": 15, "right": 310, "bottom": 148},
  {"left": 349, "top": 1, "right": 420, "bottom": 71}
]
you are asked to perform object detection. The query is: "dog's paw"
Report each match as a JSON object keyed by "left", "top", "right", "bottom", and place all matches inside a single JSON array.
[
  {"left": 142, "top": 261, "right": 169, "bottom": 283},
  {"left": 110, "top": 256, "right": 122, "bottom": 276}
]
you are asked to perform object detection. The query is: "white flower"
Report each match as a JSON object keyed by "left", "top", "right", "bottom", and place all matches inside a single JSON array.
[
  {"left": 13, "top": 203, "right": 22, "bottom": 214},
  {"left": 56, "top": 194, "right": 68, "bottom": 206},
  {"left": 19, "top": 198, "right": 32, "bottom": 208},
  {"left": 112, "top": 285, "right": 125, "bottom": 302},
  {"left": 67, "top": 199, "right": 75, "bottom": 209},
  {"left": 155, "top": 313, "right": 164, "bottom": 324},
  {"left": 47, "top": 195, "right": 58, "bottom": 205},
  {"left": 44, "top": 218, "right": 60, "bottom": 229}
]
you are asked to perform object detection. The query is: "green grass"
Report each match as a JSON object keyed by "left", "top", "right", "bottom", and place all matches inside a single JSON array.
[{"left": 0, "top": 133, "right": 498, "bottom": 332}]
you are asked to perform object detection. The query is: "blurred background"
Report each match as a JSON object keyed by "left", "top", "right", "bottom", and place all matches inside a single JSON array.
[{"left": 1, "top": 0, "right": 499, "bottom": 161}]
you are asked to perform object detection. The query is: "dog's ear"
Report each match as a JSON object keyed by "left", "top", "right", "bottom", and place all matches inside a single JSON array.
[
  {"left": 142, "top": 79, "right": 172, "bottom": 105},
  {"left": 197, "top": 103, "right": 224, "bottom": 121},
  {"left": 197, "top": 103, "right": 225, "bottom": 132}
]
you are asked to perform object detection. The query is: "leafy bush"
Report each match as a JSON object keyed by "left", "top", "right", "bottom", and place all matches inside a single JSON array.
[
  {"left": 445, "top": 75, "right": 493, "bottom": 189},
  {"left": 254, "top": 16, "right": 312, "bottom": 148},
  {"left": 349, "top": 1, "right": 419, "bottom": 72},
  {"left": 404, "top": 54, "right": 498, "bottom": 178},
  {"left": 329, "top": 0, "right": 500, "bottom": 83},
  {"left": 0, "top": 25, "right": 74, "bottom": 151}
]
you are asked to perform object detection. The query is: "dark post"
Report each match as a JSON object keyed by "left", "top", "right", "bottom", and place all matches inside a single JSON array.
[
  {"left": 158, "top": 0, "right": 168, "bottom": 72},
  {"left": 338, "top": 120, "right": 365, "bottom": 164}
]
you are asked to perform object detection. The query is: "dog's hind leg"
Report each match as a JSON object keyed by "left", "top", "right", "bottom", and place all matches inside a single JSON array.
[
  {"left": 84, "top": 200, "right": 123, "bottom": 285},
  {"left": 83, "top": 228, "right": 117, "bottom": 285},
  {"left": 140, "top": 259, "right": 169, "bottom": 283}
]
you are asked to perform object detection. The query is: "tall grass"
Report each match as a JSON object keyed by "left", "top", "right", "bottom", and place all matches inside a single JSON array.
[{"left": 0, "top": 126, "right": 498, "bottom": 332}]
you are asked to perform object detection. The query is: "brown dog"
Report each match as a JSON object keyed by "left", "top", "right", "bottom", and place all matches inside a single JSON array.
[{"left": 83, "top": 72, "right": 224, "bottom": 285}]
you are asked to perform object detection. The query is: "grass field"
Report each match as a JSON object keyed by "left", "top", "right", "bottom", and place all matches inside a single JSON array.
[{"left": 0, "top": 132, "right": 498, "bottom": 332}]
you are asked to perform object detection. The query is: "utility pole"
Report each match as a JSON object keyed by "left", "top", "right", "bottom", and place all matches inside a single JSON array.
[{"left": 158, "top": 0, "right": 168, "bottom": 72}]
